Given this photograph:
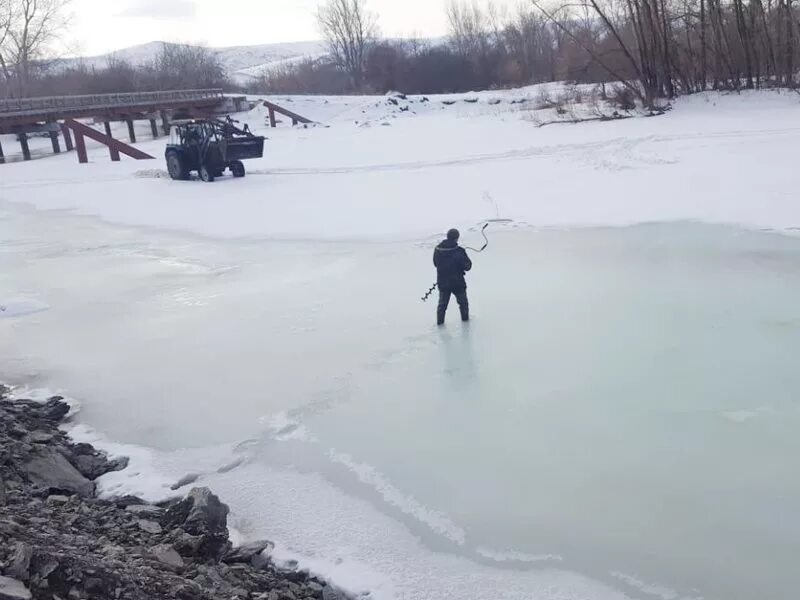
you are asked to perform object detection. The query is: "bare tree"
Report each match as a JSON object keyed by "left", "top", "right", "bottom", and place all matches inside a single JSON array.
[
  {"left": 146, "top": 43, "right": 227, "bottom": 90},
  {"left": 0, "top": 0, "right": 71, "bottom": 97},
  {"left": 0, "top": 0, "right": 17, "bottom": 90},
  {"left": 317, "top": 0, "right": 377, "bottom": 90}
]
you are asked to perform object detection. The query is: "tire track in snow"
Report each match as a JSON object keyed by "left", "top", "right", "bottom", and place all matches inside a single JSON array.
[{"left": 247, "top": 125, "right": 800, "bottom": 176}]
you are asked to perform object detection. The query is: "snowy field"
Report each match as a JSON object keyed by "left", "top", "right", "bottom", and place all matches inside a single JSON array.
[{"left": 2, "top": 86, "right": 800, "bottom": 600}]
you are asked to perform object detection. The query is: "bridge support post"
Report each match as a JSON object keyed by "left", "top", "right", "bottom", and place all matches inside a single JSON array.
[
  {"left": 268, "top": 107, "right": 277, "bottom": 128},
  {"left": 102, "top": 122, "right": 120, "bottom": 160},
  {"left": 150, "top": 119, "right": 159, "bottom": 138},
  {"left": 19, "top": 133, "right": 31, "bottom": 161},
  {"left": 0, "top": 137, "right": 4, "bottom": 164},
  {"left": 50, "top": 130, "right": 61, "bottom": 154},
  {"left": 74, "top": 131, "right": 88, "bottom": 163},
  {"left": 161, "top": 111, "right": 170, "bottom": 135},
  {"left": 126, "top": 119, "right": 136, "bottom": 143},
  {"left": 60, "top": 124, "right": 74, "bottom": 151}
]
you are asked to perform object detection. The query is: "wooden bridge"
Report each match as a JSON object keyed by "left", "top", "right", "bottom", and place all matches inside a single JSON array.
[
  {"left": 0, "top": 90, "right": 314, "bottom": 164},
  {"left": 0, "top": 89, "right": 225, "bottom": 126},
  {"left": 0, "top": 89, "right": 238, "bottom": 163}
]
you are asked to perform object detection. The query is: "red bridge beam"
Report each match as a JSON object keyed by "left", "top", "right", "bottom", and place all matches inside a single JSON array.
[
  {"left": 263, "top": 101, "right": 314, "bottom": 128},
  {"left": 63, "top": 118, "right": 154, "bottom": 163}
]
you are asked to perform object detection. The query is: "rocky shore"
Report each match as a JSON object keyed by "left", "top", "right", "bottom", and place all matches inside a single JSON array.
[{"left": 0, "top": 385, "right": 348, "bottom": 600}]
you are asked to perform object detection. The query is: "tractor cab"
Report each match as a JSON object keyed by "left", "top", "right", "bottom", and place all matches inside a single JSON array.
[{"left": 165, "top": 117, "right": 264, "bottom": 182}]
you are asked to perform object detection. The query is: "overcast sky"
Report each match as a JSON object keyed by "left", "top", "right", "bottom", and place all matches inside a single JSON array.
[{"left": 70, "top": 0, "right": 523, "bottom": 55}]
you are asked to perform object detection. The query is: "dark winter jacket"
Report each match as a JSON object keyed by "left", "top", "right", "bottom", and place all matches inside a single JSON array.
[{"left": 433, "top": 239, "right": 472, "bottom": 289}]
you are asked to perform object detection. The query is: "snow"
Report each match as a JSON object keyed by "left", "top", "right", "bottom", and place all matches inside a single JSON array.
[
  {"left": 2, "top": 85, "right": 800, "bottom": 600},
  {"left": 0, "top": 297, "right": 50, "bottom": 318},
  {"left": 2, "top": 87, "right": 799, "bottom": 240}
]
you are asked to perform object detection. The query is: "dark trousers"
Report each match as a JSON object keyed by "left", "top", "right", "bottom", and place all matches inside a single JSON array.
[{"left": 437, "top": 286, "right": 469, "bottom": 324}]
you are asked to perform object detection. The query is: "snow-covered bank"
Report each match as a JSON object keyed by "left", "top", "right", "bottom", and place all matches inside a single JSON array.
[{"left": 1, "top": 88, "right": 799, "bottom": 241}]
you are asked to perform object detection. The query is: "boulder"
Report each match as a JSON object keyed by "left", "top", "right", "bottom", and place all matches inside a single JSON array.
[
  {"left": 137, "top": 519, "right": 163, "bottom": 534},
  {"left": 22, "top": 447, "right": 94, "bottom": 497},
  {"left": 27, "top": 432, "right": 53, "bottom": 444},
  {"left": 6, "top": 543, "right": 32, "bottom": 582},
  {"left": 45, "top": 495, "right": 70, "bottom": 506},
  {"left": 80, "top": 453, "right": 128, "bottom": 480},
  {"left": 42, "top": 397, "right": 70, "bottom": 421},
  {"left": 222, "top": 540, "right": 273, "bottom": 566},
  {"left": 165, "top": 488, "right": 229, "bottom": 536},
  {"left": 150, "top": 544, "right": 185, "bottom": 570},
  {"left": 0, "top": 576, "right": 31, "bottom": 600},
  {"left": 164, "top": 488, "right": 230, "bottom": 560}
]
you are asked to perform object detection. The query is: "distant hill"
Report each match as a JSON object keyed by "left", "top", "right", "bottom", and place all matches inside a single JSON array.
[{"left": 60, "top": 41, "right": 327, "bottom": 83}]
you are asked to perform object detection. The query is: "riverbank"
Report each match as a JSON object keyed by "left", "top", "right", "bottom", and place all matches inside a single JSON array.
[{"left": 0, "top": 384, "right": 347, "bottom": 600}]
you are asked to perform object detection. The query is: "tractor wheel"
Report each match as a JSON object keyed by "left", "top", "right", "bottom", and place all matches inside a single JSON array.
[
  {"left": 166, "top": 151, "right": 189, "bottom": 180},
  {"left": 231, "top": 161, "right": 246, "bottom": 178},
  {"left": 199, "top": 165, "right": 215, "bottom": 183}
]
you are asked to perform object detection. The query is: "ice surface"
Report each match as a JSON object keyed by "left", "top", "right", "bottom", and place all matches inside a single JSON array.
[
  {"left": 2, "top": 201, "right": 800, "bottom": 599},
  {"left": 2, "top": 89, "right": 800, "bottom": 600}
]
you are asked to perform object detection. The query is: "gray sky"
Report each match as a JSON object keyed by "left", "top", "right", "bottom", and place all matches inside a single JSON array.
[{"left": 71, "top": 0, "right": 522, "bottom": 56}]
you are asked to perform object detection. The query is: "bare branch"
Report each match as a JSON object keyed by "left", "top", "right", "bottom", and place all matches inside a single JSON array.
[{"left": 317, "top": 0, "right": 377, "bottom": 90}]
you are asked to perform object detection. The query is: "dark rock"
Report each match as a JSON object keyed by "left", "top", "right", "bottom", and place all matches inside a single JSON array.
[
  {"left": 125, "top": 504, "right": 163, "bottom": 517},
  {"left": 111, "top": 494, "right": 147, "bottom": 507},
  {"left": 67, "top": 443, "right": 129, "bottom": 480},
  {"left": 165, "top": 488, "right": 229, "bottom": 537},
  {"left": 46, "top": 494, "right": 70, "bottom": 505},
  {"left": 0, "top": 394, "right": 351, "bottom": 600},
  {"left": 0, "top": 576, "right": 31, "bottom": 600},
  {"left": 6, "top": 542, "right": 33, "bottom": 582},
  {"left": 42, "top": 397, "right": 70, "bottom": 421},
  {"left": 27, "top": 432, "right": 53, "bottom": 444},
  {"left": 84, "top": 577, "right": 104, "bottom": 593},
  {"left": 150, "top": 544, "right": 185, "bottom": 569},
  {"left": 137, "top": 519, "right": 163, "bottom": 534},
  {"left": 223, "top": 540, "right": 273, "bottom": 565},
  {"left": 36, "top": 559, "right": 58, "bottom": 579},
  {"left": 22, "top": 447, "right": 94, "bottom": 497},
  {"left": 322, "top": 585, "right": 349, "bottom": 600},
  {"left": 169, "top": 529, "right": 205, "bottom": 556}
]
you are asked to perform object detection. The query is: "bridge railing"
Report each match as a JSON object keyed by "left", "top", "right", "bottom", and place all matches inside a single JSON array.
[{"left": 0, "top": 89, "right": 224, "bottom": 116}]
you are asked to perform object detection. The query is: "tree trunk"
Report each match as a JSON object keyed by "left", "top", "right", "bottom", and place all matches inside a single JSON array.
[
  {"left": 734, "top": 0, "right": 755, "bottom": 87},
  {"left": 701, "top": 0, "right": 709, "bottom": 89},
  {"left": 786, "top": 0, "right": 795, "bottom": 85}
]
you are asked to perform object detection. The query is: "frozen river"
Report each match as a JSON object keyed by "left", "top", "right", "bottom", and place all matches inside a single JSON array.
[{"left": 2, "top": 199, "right": 799, "bottom": 600}]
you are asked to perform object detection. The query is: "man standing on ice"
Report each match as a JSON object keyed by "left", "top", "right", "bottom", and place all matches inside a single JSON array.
[{"left": 433, "top": 228, "right": 472, "bottom": 325}]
